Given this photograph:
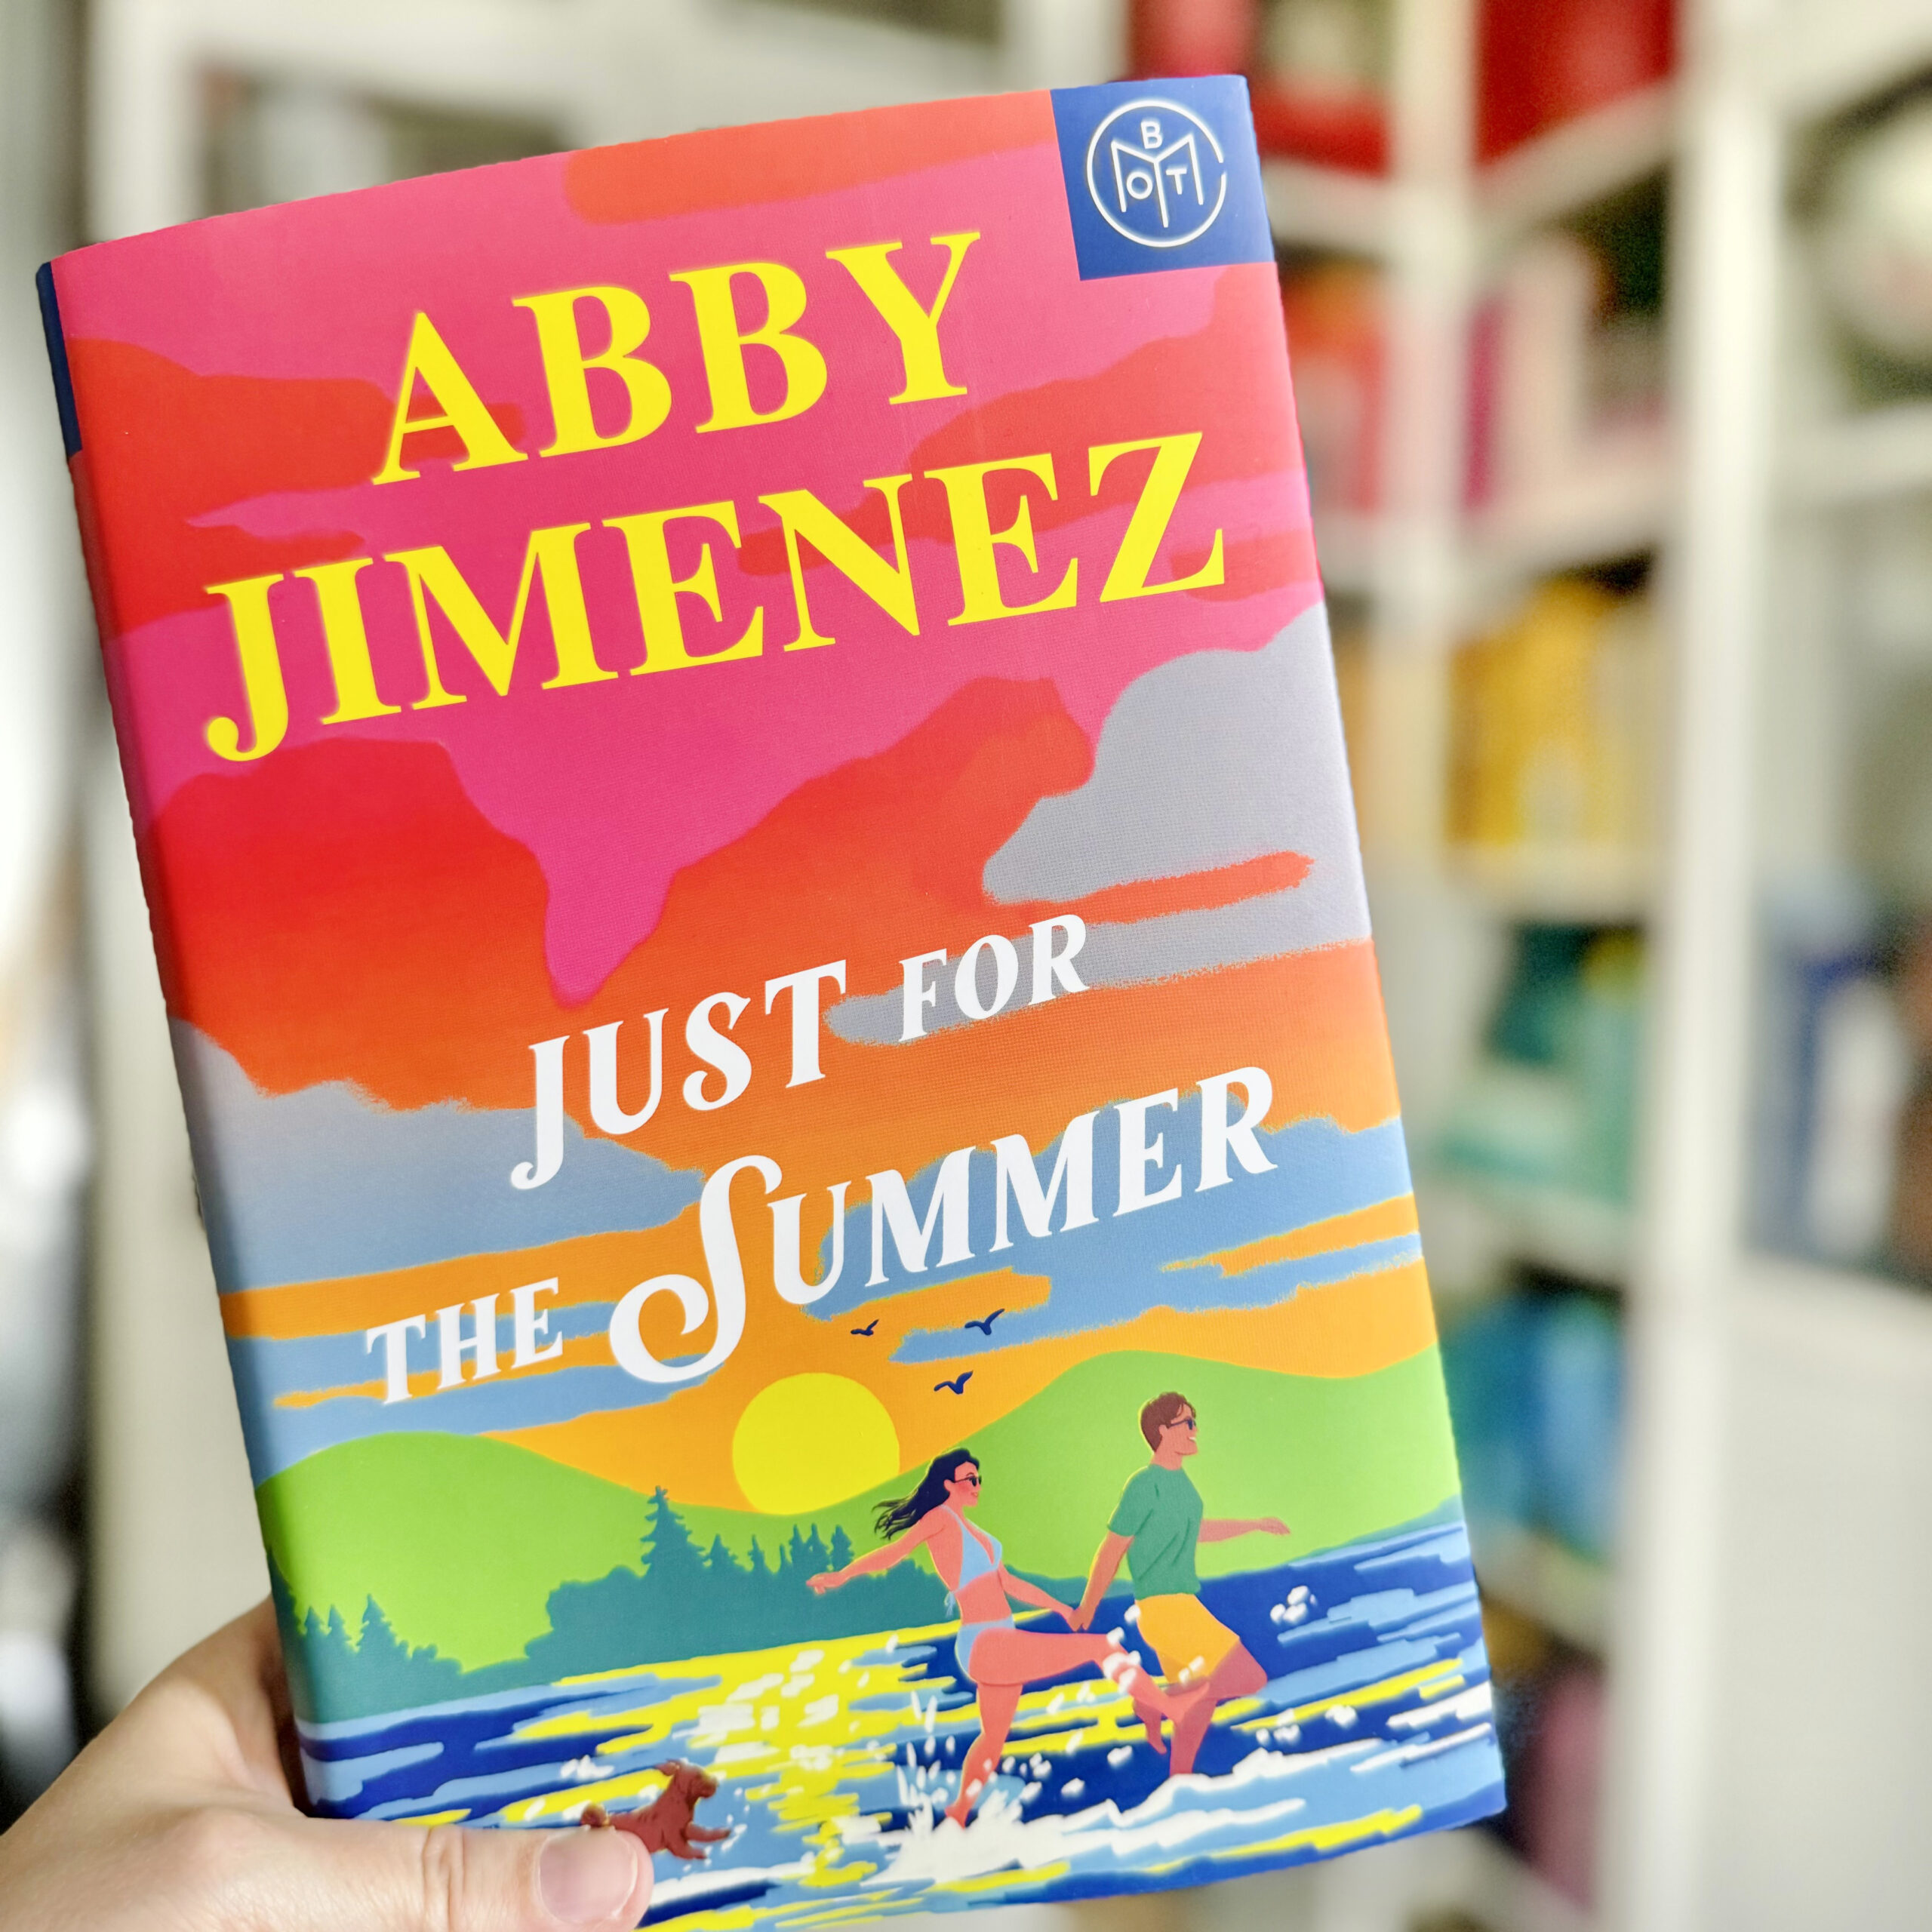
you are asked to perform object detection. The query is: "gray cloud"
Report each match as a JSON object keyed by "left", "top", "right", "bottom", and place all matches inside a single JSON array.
[
  {"left": 173, "top": 1023, "right": 700, "bottom": 1291},
  {"left": 983, "top": 602, "right": 1364, "bottom": 910},
  {"left": 827, "top": 605, "right": 1371, "bottom": 1045}
]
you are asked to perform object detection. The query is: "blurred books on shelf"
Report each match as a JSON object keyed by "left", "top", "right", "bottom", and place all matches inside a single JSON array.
[
  {"left": 1447, "top": 1274, "right": 1622, "bottom": 1912},
  {"left": 1475, "top": 0, "right": 1674, "bottom": 165},
  {"left": 1436, "top": 924, "right": 1644, "bottom": 1210},
  {"left": 1134, "top": 0, "right": 1389, "bottom": 173},
  {"left": 1251, "top": 0, "right": 1389, "bottom": 174},
  {"left": 1481, "top": 1599, "right": 1606, "bottom": 1914},
  {"left": 1139, "top": 0, "right": 1678, "bottom": 181},
  {"left": 1447, "top": 575, "right": 1659, "bottom": 885},
  {"left": 1753, "top": 884, "right": 1932, "bottom": 1284},
  {"left": 1282, "top": 253, "right": 1385, "bottom": 518},
  {"left": 1442, "top": 1283, "right": 1623, "bottom": 1573},
  {"left": 1467, "top": 178, "right": 1669, "bottom": 539}
]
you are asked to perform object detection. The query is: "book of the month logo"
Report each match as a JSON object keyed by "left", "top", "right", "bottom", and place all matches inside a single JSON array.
[{"left": 1085, "top": 98, "right": 1228, "bottom": 249}]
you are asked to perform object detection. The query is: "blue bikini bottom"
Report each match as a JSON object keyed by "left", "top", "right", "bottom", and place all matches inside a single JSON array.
[{"left": 954, "top": 1617, "right": 1015, "bottom": 1678}]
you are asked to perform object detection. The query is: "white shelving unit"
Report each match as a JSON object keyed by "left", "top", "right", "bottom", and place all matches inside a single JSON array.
[
  {"left": 1286, "top": 11, "right": 1932, "bottom": 1932},
  {"left": 1657, "top": 5, "right": 1932, "bottom": 1930}
]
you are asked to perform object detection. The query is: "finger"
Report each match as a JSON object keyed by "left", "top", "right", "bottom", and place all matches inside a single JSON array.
[
  {"left": 114, "top": 1602, "right": 294, "bottom": 1804},
  {"left": 270, "top": 1813, "right": 652, "bottom": 1932}
]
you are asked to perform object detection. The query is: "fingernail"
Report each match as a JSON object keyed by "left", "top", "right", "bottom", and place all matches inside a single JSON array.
[{"left": 540, "top": 1828, "right": 641, "bottom": 1925}]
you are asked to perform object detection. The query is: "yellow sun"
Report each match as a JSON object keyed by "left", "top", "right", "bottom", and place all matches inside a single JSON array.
[{"left": 731, "top": 1374, "right": 902, "bottom": 1516}]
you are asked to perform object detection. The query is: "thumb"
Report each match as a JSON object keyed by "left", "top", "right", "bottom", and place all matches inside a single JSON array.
[{"left": 284, "top": 1814, "right": 652, "bottom": 1932}]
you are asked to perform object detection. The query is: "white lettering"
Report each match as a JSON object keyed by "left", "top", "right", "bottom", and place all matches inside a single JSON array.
[
  {"left": 608, "top": 1153, "right": 776, "bottom": 1382},
  {"left": 513, "top": 1035, "right": 568, "bottom": 1188},
  {"left": 771, "top": 1180, "right": 851, "bottom": 1303},
  {"left": 1198, "top": 1067, "right": 1277, "bottom": 1191},
  {"left": 868, "top": 1147, "right": 975, "bottom": 1284},
  {"left": 587, "top": 1011, "right": 666, "bottom": 1134},
  {"left": 1029, "top": 914, "right": 1088, "bottom": 1004},
  {"left": 764, "top": 960, "right": 847, "bottom": 1087},
  {"left": 684, "top": 990, "right": 752, "bottom": 1111},
  {"left": 512, "top": 1278, "right": 565, "bottom": 1367},
  {"left": 992, "top": 1113, "right": 1097, "bottom": 1249},
  {"left": 900, "top": 948, "right": 948, "bottom": 1041},
  {"left": 436, "top": 1295, "right": 500, "bottom": 1390},
  {"left": 955, "top": 934, "right": 1019, "bottom": 1021},
  {"left": 365, "top": 1315, "right": 426, "bottom": 1404},
  {"left": 1115, "top": 1089, "right": 1183, "bottom": 1214}
]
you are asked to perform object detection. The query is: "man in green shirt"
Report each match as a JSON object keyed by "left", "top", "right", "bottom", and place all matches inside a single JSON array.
[{"left": 1072, "top": 1390, "right": 1289, "bottom": 1774}]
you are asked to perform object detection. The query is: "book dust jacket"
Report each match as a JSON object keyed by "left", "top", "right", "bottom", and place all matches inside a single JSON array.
[{"left": 40, "top": 78, "right": 1505, "bottom": 1917}]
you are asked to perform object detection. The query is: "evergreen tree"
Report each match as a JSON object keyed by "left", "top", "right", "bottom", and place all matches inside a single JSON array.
[
  {"left": 746, "top": 1535, "right": 769, "bottom": 1577},
  {"left": 266, "top": 1555, "right": 318, "bottom": 1722},
  {"left": 640, "top": 1487, "right": 707, "bottom": 1592},
  {"left": 829, "top": 1525, "right": 854, "bottom": 1573},
  {"left": 704, "top": 1534, "right": 739, "bottom": 1577},
  {"left": 358, "top": 1597, "right": 401, "bottom": 1660}
]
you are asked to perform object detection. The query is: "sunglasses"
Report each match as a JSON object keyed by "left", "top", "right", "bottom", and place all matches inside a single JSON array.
[
  {"left": 1165, "top": 1417, "right": 1197, "bottom": 1432},
  {"left": 954, "top": 1472, "right": 982, "bottom": 1487}
]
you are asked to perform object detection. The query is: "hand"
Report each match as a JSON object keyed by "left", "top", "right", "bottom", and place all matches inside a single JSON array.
[
  {"left": 0, "top": 1600, "right": 654, "bottom": 1932},
  {"left": 1257, "top": 1518, "right": 1291, "bottom": 1537},
  {"left": 808, "top": 1571, "right": 844, "bottom": 1594},
  {"left": 1066, "top": 1599, "right": 1094, "bottom": 1632}
]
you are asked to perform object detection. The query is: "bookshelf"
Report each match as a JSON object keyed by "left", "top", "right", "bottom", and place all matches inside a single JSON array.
[
  {"left": 1284, "top": 8, "right": 1927, "bottom": 1931},
  {"left": 74, "top": 2, "right": 1932, "bottom": 1929}
]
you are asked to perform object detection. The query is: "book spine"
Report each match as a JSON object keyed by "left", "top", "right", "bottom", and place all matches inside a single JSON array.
[
  {"left": 37, "top": 260, "right": 292, "bottom": 1619},
  {"left": 37, "top": 262, "right": 220, "bottom": 1241},
  {"left": 34, "top": 264, "right": 81, "bottom": 463},
  {"left": 35, "top": 263, "right": 134, "bottom": 681}
]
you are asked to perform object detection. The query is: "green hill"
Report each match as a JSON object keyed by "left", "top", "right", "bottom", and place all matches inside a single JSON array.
[{"left": 258, "top": 1347, "right": 1459, "bottom": 1669}]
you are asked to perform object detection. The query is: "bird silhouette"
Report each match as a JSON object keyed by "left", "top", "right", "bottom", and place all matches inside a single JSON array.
[
  {"left": 934, "top": 1371, "right": 974, "bottom": 1395},
  {"left": 850, "top": 1319, "right": 879, "bottom": 1337},
  {"left": 963, "top": 1309, "right": 1005, "bottom": 1337}
]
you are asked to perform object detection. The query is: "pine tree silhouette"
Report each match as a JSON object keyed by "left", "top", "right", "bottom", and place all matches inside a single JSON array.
[{"left": 641, "top": 1488, "right": 707, "bottom": 1592}]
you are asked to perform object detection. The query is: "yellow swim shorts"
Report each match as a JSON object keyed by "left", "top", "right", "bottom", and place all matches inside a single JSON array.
[{"left": 1134, "top": 1594, "right": 1241, "bottom": 1687}]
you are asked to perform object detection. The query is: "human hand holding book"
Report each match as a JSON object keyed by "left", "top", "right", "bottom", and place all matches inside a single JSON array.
[{"left": 0, "top": 1604, "right": 654, "bottom": 1931}]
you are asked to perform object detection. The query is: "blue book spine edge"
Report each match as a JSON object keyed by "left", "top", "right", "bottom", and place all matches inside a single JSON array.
[{"left": 35, "top": 261, "right": 82, "bottom": 460}]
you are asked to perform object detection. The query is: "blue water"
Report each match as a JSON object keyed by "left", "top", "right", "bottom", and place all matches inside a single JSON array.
[{"left": 297, "top": 1518, "right": 1504, "bottom": 1921}]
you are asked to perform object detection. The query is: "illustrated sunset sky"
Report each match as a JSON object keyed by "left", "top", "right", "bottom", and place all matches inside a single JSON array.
[{"left": 53, "top": 93, "right": 1434, "bottom": 1521}]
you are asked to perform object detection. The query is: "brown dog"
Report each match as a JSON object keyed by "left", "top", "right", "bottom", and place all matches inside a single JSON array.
[{"left": 580, "top": 1760, "right": 730, "bottom": 1861}]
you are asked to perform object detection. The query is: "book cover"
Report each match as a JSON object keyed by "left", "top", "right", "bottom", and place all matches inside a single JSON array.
[{"left": 41, "top": 76, "right": 1505, "bottom": 1916}]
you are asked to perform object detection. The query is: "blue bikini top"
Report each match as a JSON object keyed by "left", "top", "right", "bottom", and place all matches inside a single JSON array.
[{"left": 943, "top": 1509, "right": 1003, "bottom": 1605}]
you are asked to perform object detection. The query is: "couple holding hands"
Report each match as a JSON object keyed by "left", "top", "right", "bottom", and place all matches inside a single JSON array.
[{"left": 808, "top": 1390, "right": 1289, "bottom": 1826}]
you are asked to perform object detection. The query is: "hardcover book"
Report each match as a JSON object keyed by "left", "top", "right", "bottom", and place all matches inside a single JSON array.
[{"left": 40, "top": 77, "right": 1505, "bottom": 1917}]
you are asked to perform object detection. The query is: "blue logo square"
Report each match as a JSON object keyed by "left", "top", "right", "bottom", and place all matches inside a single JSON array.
[{"left": 1051, "top": 77, "right": 1275, "bottom": 281}]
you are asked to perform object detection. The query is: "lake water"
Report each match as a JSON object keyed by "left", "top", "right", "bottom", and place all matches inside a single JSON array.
[{"left": 297, "top": 1517, "right": 1505, "bottom": 1921}]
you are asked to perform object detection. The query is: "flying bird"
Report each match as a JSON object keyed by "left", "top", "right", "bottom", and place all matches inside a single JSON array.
[
  {"left": 963, "top": 1309, "right": 1005, "bottom": 1337},
  {"left": 850, "top": 1319, "right": 879, "bottom": 1337},
  {"left": 934, "top": 1371, "right": 974, "bottom": 1395}
]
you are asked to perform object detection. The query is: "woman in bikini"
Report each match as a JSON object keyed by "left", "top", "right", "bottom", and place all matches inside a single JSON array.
[{"left": 808, "top": 1447, "right": 1174, "bottom": 1824}]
